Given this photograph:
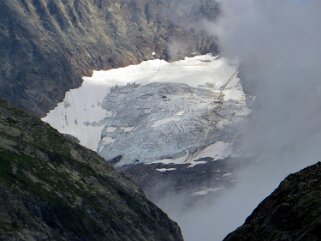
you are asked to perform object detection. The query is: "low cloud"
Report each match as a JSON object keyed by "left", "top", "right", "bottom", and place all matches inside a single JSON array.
[{"left": 158, "top": 1, "right": 321, "bottom": 240}]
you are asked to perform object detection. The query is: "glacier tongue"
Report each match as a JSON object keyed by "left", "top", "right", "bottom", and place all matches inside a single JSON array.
[{"left": 42, "top": 55, "right": 249, "bottom": 167}]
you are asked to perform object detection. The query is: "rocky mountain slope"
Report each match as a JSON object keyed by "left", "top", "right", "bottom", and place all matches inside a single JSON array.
[
  {"left": 0, "top": 100, "right": 183, "bottom": 241},
  {"left": 223, "top": 162, "right": 321, "bottom": 241},
  {"left": 0, "top": 0, "right": 217, "bottom": 116}
]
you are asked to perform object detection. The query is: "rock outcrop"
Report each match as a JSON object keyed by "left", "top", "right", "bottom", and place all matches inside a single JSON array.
[
  {"left": 224, "top": 162, "right": 321, "bottom": 241},
  {"left": 0, "top": 100, "right": 183, "bottom": 241},
  {"left": 0, "top": 0, "right": 217, "bottom": 116}
]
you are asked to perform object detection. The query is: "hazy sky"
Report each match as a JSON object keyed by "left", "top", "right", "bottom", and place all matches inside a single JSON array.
[{"left": 164, "top": 1, "right": 321, "bottom": 240}]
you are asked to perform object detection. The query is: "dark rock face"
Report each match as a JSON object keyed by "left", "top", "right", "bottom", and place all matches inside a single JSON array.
[
  {"left": 0, "top": 100, "right": 183, "bottom": 241},
  {"left": 0, "top": 0, "right": 217, "bottom": 116},
  {"left": 123, "top": 159, "right": 235, "bottom": 195},
  {"left": 224, "top": 162, "right": 321, "bottom": 241},
  {"left": 121, "top": 157, "right": 251, "bottom": 212}
]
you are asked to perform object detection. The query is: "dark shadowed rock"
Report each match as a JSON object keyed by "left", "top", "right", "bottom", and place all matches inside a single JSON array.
[
  {"left": 224, "top": 162, "right": 321, "bottom": 241},
  {"left": 122, "top": 158, "right": 245, "bottom": 210},
  {"left": 0, "top": 100, "right": 184, "bottom": 241}
]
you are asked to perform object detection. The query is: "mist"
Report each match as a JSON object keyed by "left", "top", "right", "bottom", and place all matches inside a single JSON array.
[
  {"left": 159, "top": 1, "right": 321, "bottom": 240},
  {"left": 160, "top": 0, "right": 219, "bottom": 59}
]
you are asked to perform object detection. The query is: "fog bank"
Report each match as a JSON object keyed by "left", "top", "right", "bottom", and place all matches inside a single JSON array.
[{"left": 165, "top": 1, "right": 321, "bottom": 240}]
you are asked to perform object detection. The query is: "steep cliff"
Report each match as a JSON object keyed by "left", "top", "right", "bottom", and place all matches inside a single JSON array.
[
  {"left": 0, "top": 0, "right": 217, "bottom": 116},
  {"left": 224, "top": 162, "right": 321, "bottom": 241},
  {"left": 0, "top": 100, "right": 183, "bottom": 241}
]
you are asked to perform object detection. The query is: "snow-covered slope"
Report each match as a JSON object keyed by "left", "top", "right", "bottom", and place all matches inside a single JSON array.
[{"left": 43, "top": 55, "right": 249, "bottom": 168}]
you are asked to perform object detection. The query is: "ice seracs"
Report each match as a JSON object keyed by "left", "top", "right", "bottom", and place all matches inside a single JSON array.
[{"left": 43, "top": 55, "right": 249, "bottom": 168}]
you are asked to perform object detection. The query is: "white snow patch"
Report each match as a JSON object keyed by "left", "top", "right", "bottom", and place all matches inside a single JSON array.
[
  {"left": 222, "top": 172, "right": 233, "bottom": 177},
  {"left": 191, "top": 187, "right": 224, "bottom": 196},
  {"left": 175, "top": 111, "right": 185, "bottom": 116},
  {"left": 156, "top": 168, "right": 177, "bottom": 172},
  {"left": 101, "top": 137, "right": 115, "bottom": 145},
  {"left": 152, "top": 155, "right": 188, "bottom": 166},
  {"left": 106, "top": 127, "right": 117, "bottom": 133},
  {"left": 146, "top": 141, "right": 232, "bottom": 168},
  {"left": 151, "top": 116, "right": 182, "bottom": 128},
  {"left": 121, "top": 127, "right": 135, "bottom": 133},
  {"left": 151, "top": 154, "right": 208, "bottom": 168},
  {"left": 194, "top": 141, "right": 233, "bottom": 161}
]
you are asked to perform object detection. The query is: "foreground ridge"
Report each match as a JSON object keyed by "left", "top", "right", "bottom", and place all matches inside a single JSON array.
[{"left": 0, "top": 100, "right": 183, "bottom": 241}]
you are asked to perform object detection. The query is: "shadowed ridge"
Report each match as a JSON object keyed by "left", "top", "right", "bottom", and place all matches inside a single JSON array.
[
  {"left": 0, "top": 99, "right": 184, "bottom": 241},
  {"left": 224, "top": 162, "right": 321, "bottom": 241}
]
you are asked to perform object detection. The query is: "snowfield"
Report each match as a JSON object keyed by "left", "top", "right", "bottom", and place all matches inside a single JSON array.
[{"left": 43, "top": 55, "right": 249, "bottom": 167}]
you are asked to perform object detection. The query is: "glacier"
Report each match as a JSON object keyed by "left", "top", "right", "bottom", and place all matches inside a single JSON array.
[
  {"left": 43, "top": 55, "right": 249, "bottom": 168},
  {"left": 42, "top": 54, "right": 252, "bottom": 241}
]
